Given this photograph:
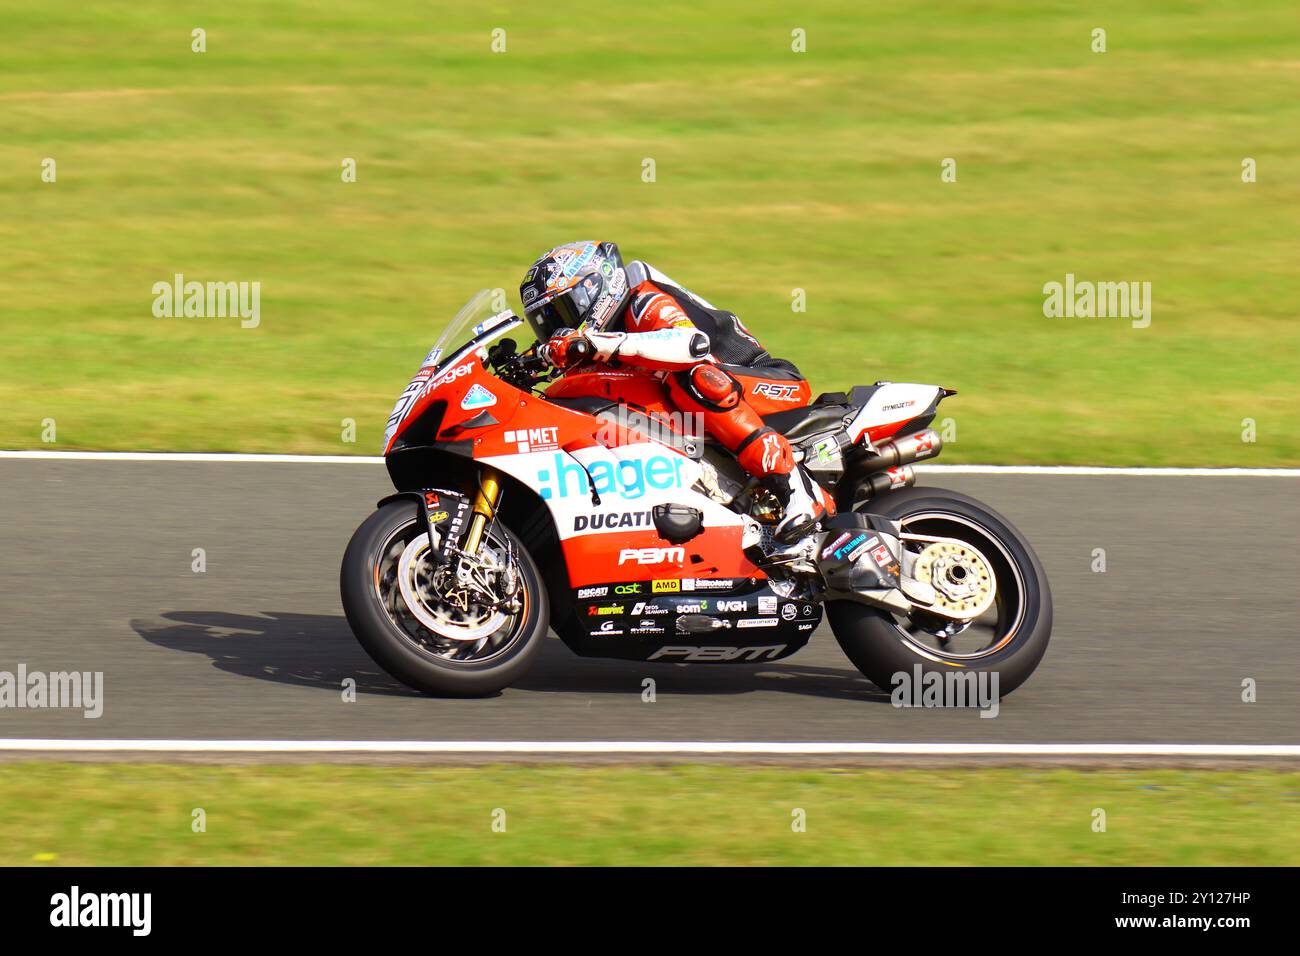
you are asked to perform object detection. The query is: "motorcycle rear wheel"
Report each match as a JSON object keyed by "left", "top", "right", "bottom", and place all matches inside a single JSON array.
[
  {"left": 340, "top": 500, "right": 549, "bottom": 697},
  {"left": 827, "top": 487, "right": 1052, "bottom": 698}
]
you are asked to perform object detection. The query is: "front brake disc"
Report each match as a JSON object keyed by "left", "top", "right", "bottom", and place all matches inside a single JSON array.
[{"left": 397, "top": 534, "right": 508, "bottom": 641}]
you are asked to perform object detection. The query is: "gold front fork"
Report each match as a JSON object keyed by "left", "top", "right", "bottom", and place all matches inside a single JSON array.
[{"left": 462, "top": 467, "right": 502, "bottom": 555}]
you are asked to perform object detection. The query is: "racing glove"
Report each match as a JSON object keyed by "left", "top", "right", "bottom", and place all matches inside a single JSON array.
[{"left": 539, "top": 328, "right": 592, "bottom": 368}]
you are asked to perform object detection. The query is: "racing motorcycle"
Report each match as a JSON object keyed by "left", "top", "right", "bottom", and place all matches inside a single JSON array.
[{"left": 341, "top": 290, "right": 1052, "bottom": 698}]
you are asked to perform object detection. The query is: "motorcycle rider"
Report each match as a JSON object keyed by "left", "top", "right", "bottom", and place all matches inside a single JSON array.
[{"left": 519, "top": 240, "right": 834, "bottom": 543}]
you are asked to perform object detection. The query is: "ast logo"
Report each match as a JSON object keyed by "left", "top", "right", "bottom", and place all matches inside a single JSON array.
[{"left": 619, "top": 546, "right": 685, "bottom": 566}]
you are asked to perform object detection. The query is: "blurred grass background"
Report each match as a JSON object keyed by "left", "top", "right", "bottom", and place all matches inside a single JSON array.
[
  {"left": 1, "top": 1, "right": 1297, "bottom": 463},
  {"left": 4, "top": 763, "right": 1298, "bottom": 865}
]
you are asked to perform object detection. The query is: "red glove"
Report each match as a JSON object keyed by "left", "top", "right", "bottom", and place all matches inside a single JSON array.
[{"left": 539, "top": 329, "right": 591, "bottom": 368}]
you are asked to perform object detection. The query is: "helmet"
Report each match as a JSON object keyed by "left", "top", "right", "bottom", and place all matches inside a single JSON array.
[{"left": 519, "top": 240, "right": 629, "bottom": 342}]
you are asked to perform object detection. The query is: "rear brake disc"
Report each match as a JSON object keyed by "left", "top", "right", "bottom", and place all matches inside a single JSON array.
[{"left": 911, "top": 540, "right": 996, "bottom": 620}]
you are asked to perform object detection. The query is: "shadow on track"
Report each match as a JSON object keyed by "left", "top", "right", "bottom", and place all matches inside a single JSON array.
[{"left": 131, "top": 611, "right": 890, "bottom": 703}]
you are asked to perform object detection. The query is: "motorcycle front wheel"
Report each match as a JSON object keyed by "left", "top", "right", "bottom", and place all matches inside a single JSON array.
[
  {"left": 827, "top": 486, "right": 1052, "bottom": 698},
  {"left": 340, "top": 500, "right": 549, "bottom": 697}
]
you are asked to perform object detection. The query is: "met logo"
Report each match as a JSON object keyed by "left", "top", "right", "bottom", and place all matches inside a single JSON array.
[{"left": 536, "top": 452, "right": 686, "bottom": 501}]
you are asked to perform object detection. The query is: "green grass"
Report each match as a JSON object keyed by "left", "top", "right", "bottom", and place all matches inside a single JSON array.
[
  {"left": 3, "top": 764, "right": 1298, "bottom": 865},
  {"left": 1, "top": 1, "right": 1297, "bottom": 463}
]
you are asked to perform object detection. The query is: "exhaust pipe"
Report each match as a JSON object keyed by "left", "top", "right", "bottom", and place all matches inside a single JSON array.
[
  {"left": 868, "top": 428, "right": 942, "bottom": 469},
  {"left": 864, "top": 465, "right": 916, "bottom": 497}
]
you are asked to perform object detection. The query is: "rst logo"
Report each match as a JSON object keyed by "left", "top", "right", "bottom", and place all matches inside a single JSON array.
[
  {"left": 753, "top": 382, "right": 801, "bottom": 402},
  {"left": 618, "top": 547, "right": 684, "bottom": 566},
  {"left": 648, "top": 645, "right": 787, "bottom": 662}
]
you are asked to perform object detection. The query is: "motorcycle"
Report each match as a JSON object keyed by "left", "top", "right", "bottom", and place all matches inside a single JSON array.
[{"left": 341, "top": 290, "right": 1052, "bottom": 698}]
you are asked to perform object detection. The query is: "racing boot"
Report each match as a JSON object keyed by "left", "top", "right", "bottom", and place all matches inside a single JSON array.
[{"left": 766, "top": 465, "right": 832, "bottom": 544}]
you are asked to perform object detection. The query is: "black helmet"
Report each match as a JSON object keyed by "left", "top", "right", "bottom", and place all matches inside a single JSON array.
[{"left": 519, "top": 240, "right": 629, "bottom": 342}]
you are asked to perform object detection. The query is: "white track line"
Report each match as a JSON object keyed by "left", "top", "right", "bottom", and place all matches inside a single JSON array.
[
  {"left": 0, "top": 740, "right": 1297, "bottom": 756},
  {"left": 0, "top": 450, "right": 1296, "bottom": 476}
]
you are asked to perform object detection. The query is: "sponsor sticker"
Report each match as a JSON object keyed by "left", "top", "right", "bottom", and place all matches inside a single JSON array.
[
  {"left": 631, "top": 602, "right": 669, "bottom": 615},
  {"left": 504, "top": 426, "right": 559, "bottom": 454},
  {"left": 834, "top": 532, "right": 869, "bottom": 561},
  {"left": 822, "top": 532, "right": 853, "bottom": 560},
  {"left": 535, "top": 452, "right": 686, "bottom": 501},
  {"left": 460, "top": 383, "right": 497, "bottom": 410},
  {"left": 736, "top": 618, "right": 780, "bottom": 629},
  {"left": 574, "top": 510, "right": 654, "bottom": 532},
  {"left": 652, "top": 580, "right": 680, "bottom": 593},
  {"left": 681, "top": 578, "right": 734, "bottom": 592},
  {"left": 619, "top": 547, "right": 684, "bottom": 566}
]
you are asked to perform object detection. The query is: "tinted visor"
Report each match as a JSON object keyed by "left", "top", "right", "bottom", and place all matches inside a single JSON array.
[{"left": 525, "top": 273, "right": 605, "bottom": 341}]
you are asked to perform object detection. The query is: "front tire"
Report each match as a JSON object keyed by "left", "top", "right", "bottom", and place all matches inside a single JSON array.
[
  {"left": 340, "top": 500, "right": 549, "bottom": 697},
  {"left": 827, "top": 487, "right": 1052, "bottom": 698}
]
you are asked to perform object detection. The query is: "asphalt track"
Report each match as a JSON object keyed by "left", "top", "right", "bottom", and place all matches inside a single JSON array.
[{"left": 0, "top": 458, "right": 1296, "bottom": 755}]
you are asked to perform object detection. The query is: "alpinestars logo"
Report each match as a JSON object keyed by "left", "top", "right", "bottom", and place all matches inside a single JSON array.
[{"left": 760, "top": 433, "right": 784, "bottom": 472}]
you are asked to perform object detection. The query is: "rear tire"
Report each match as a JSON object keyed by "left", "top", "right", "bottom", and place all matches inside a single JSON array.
[
  {"left": 340, "top": 500, "right": 549, "bottom": 697},
  {"left": 827, "top": 487, "right": 1052, "bottom": 698}
]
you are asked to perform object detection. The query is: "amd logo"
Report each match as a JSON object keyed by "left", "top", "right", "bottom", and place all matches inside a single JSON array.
[
  {"left": 618, "top": 546, "right": 685, "bottom": 566},
  {"left": 647, "top": 645, "right": 787, "bottom": 662}
]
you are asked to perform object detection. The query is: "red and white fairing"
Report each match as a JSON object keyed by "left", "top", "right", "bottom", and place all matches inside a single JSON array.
[{"left": 844, "top": 382, "right": 944, "bottom": 445}]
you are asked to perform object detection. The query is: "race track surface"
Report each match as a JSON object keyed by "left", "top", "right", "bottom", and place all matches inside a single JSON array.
[{"left": 0, "top": 460, "right": 1295, "bottom": 747}]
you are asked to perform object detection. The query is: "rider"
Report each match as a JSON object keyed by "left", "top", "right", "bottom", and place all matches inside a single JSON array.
[{"left": 519, "top": 240, "right": 833, "bottom": 543}]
